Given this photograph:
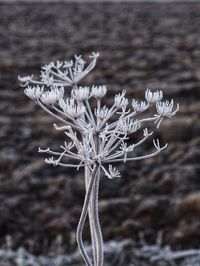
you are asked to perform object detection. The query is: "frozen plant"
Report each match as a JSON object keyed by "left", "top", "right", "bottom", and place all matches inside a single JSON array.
[{"left": 19, "top": 52, "right": 179, "bottom": 266}]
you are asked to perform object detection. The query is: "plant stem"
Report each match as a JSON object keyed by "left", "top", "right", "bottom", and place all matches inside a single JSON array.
[
  {"left": 92, "top": 167, "right": 104, "bottom": 266},
  {"left": 85, "top": 167, "right": 104, "bottom": 266},
  {"left": 85, "top": 166, "right": 98, "bottom": 265},
  {"left": 76, "top": 164, "right": 98, "bottom": 266}
]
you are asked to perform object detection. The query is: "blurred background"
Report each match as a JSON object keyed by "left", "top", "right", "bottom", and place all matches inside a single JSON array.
[{"left": 0, "top": 0, "right": 200, "bottom": 265}]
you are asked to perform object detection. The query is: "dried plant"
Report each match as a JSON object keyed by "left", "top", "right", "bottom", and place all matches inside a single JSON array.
[{"left": 19, "top": 52, "right": 179, "bottom": 266}]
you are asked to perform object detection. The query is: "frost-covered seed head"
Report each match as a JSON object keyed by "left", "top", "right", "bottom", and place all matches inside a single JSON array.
[
  {"left": 107, "top": 165, "right": 121, "bottom": 179},
  {"left": 58, "top": 98, "right": 67, "bottom": 112},
  {"left": 95, "top": 106, "right": 110, "bottom": 119},
  {"left": 92, "top": 85, "right": 107, "bottom": 99},
  {"left": 55, "top": 60, "right": 63, "bottom": 68},
  {"left": 71, "top": 86, "right": 90, "bottom": 101},
  {"left": 120, "top": 143, "right": 134, "bottom": 153},
  {"left": 24, "top": 85, "right": 44, "bottom": 100},
  {"left": 45, "top": 157, "right": 56, "bottom": 165},
  {"left": 20, "top": 53, "right": 99, "bottom": 90},
  {"left": 145, "top": 89, "right": 163, "bottom": 103},
  {"left": 18, "top": 75, "right": 34, "bottom": 87},
  {"left": 41, "top": 87, "right": 64, "bottom": 105},
  {"left": 64, "top": 60, "right": 73, "bottom": 68},
  {"left": 132, "top": 99, "right": 149, "bottom": 112},
  {"left": 20, "top": 53, "right": 179, "bottom": 183},
  {"left": 118, "top": 118, "right": 141, "bottom": 134},
  {"left": 114, "top": 90, "right": 128, "bottom": 108},
  {"left": 59, "top": 98, "right": 85, "bottom": 119},
  {"left": 42, "top": 62, "right": 53, "bottom": 71},
  {"left": 75, "top": 55, "right": 86, "bottom": 66},
  {"left": 41, "top": 72, "right": 54, "bottom": 87},
  {"left": 89, "top": 52, "right": 100, "bottom": 59},
  {"left": 72, "top": 104, "right": 85, "bottom": 119},
  {"left": 156, "top": 99, "right": 179, "bottom": 117}
]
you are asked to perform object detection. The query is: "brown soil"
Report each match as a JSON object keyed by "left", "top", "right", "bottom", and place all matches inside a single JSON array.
[{"left": 0, "top": 1, "right": 200, "bottom": 265}]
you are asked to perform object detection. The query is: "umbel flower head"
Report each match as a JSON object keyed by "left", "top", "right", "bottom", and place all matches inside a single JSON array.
[
  {"left": 19, "top": 52, "right": 99, "bottom": 87},
  {"left": 19, "top": 52, "right": 179, "bottom": 266}
]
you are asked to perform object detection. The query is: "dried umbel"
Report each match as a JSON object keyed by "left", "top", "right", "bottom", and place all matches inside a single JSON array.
[{"left": 19, "top": 52, "right": 179, "bottom": 266}]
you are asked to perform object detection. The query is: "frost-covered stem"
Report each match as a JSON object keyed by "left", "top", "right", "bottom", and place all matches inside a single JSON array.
[
  {"left": 99, "top": 105, "right": 117, "bottom": 130},
  {"left": 105, "top": 144, "right": 167, "bottom": 163},
  {"left": 85, "top": 166, "right": 98, "bottom": 265},
  {"left": 37, "top": 100, "right": 80, "bottom": 130},
  {"left": 85, "top": 100, "right": 96, "bottom": 127},
  {"left": 106, "top": 114, "right": 154, "bottom": 131},
  {"left": 85, "top": 167, "right": 103, "bottom": 266},
  {"left": 92, "top": 167, "right": 104, "bottom": 266},
  {"left": 90, "top": 132, "right": 104, "bottom": 266},
  {"left": 137, "top": 117, "right": 158, "bottom": 124},
  {"left": 76, "top": 164, "right": 98, "bottom": 266},
  {"left": 96, "top": 99, "right": 101, "bottom": 130},
  {"left": 50, "top": 68, "right": 72, "bottom": 83}
]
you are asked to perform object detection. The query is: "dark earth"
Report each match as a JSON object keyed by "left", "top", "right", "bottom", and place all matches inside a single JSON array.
[{"left": 0, "top": 2, "right": 200, "bottom": 265}]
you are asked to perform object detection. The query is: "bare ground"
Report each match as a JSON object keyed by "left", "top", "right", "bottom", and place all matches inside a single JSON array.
[{"left": 0, "top": 2, "right": 200, "bottom": 265}]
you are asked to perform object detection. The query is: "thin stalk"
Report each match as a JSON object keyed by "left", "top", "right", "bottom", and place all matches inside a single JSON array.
[
  {"left": 92, "top": 167, "right": 104, "bottom": 266},
  {"left": 37, "top": 100, "right": 80, "bottom": 130},
  {"left": 85, "top": 167, "right": 104, "bottom": 266},
  {"left": 85, "top": 166, "right": 98, "bottom": 265},
  {"left": 104, "top": 144, "right": 167, "bottom": 163},
  {"left": 76, "top": 164, "right": 98, "bottom": 266}
]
